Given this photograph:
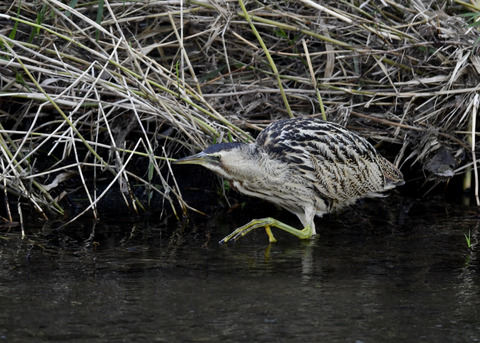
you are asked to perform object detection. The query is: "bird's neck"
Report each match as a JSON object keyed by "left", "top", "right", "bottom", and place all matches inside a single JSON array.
[{"left": 229, "top": 145, "right": 287, "bottom": 183}]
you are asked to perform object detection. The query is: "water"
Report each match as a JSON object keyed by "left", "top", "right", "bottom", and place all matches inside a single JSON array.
[{"left": 1, "top": 196, "right": 479, "bottom": 342}]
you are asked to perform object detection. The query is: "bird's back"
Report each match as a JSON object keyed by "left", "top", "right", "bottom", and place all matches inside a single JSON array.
[{"left": 256, "top": 118, "right": 403, "bottom": 211}]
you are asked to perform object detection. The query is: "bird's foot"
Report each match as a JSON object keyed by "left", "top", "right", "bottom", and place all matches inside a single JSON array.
[
  {"left": 219, "top": 218, "right": 277, "bottom": 244},
  {"left": 219, "top": 217, "right": 314, "bottom": 244}
]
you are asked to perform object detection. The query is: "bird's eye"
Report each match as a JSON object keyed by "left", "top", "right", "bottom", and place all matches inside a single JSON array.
[{"left": 208, "top": 154, "right": 220, "bottom": 162}]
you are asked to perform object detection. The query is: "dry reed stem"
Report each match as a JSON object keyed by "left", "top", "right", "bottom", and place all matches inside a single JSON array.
[{"left": 471, "top": 94, "right": 479, "bottom": 205}]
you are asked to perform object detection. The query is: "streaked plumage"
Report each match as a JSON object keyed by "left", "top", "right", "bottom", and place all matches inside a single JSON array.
[{"left": 175, "top": 118, "right": 404, "bottom": 244}]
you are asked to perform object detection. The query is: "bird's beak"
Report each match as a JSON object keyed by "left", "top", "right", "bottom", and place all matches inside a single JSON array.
[{"left": 173, "top": 152, "right": 211, "bottom": 166}]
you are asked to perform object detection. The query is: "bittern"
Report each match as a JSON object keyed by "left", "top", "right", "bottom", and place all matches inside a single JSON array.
[{"left": 175, "top": 118, "right": 404, "bottom": 244}]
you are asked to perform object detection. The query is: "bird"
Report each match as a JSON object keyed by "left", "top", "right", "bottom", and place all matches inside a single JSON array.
[{"left": 174, "top": 117, "right": 404, "bottom": 244}]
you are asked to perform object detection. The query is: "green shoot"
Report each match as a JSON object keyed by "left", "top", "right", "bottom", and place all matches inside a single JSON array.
[
  {"left": 465, "top": 230, "right": 472, "bottom": 249},
  {"left": 95, "top": 0, "right": 104, "bottom": 42},
  {"left": 28, "top": 3, "right": 48, "bottom": 43},
  {"left": 65, "top": 0, "right": 78, "bottom": 18}
]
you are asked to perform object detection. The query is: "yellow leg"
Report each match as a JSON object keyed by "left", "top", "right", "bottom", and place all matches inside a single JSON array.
[
  {"left": 264, "top": 226, "right": 277, "bottom": 243},
  {"left": 219, "top": 217, "right": 314, "bottom": 244}
]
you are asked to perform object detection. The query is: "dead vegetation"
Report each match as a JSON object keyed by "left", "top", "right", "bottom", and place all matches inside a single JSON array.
[{"left": 1, "top": 0, "right": 480, "bottom": 226}]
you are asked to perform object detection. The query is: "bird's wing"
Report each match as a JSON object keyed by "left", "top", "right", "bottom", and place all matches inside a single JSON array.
[{"left": 257, "top": 119, "right": 388, "bottom": 201}]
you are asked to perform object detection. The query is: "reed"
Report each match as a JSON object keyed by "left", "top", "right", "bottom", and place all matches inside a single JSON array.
[{"left": 0, "top": 0, "right": 479, "bottom": 225}]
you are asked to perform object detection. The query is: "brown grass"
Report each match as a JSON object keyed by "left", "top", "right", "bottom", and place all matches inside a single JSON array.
[{"left": 1, "top": 0, "right": 480, "bottom": 226}]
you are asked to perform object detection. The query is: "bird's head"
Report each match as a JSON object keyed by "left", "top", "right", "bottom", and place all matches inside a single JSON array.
[{"left": 174, "top": 142, "right": 259, "bottom": 180}]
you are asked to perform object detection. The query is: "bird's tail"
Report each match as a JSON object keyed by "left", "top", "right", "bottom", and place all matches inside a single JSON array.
[{"left": 378, "top": 156, "right": 405, "bottom": 189}]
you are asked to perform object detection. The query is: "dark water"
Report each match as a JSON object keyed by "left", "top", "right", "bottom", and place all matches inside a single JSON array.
[{"left": 1, "top": 196, "right": 479, "bottom": 342}]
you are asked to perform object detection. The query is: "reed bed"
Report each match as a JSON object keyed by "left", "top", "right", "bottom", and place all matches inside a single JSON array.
[{"left": 1, "top": 0, "right": 480, "bottom": 226}]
